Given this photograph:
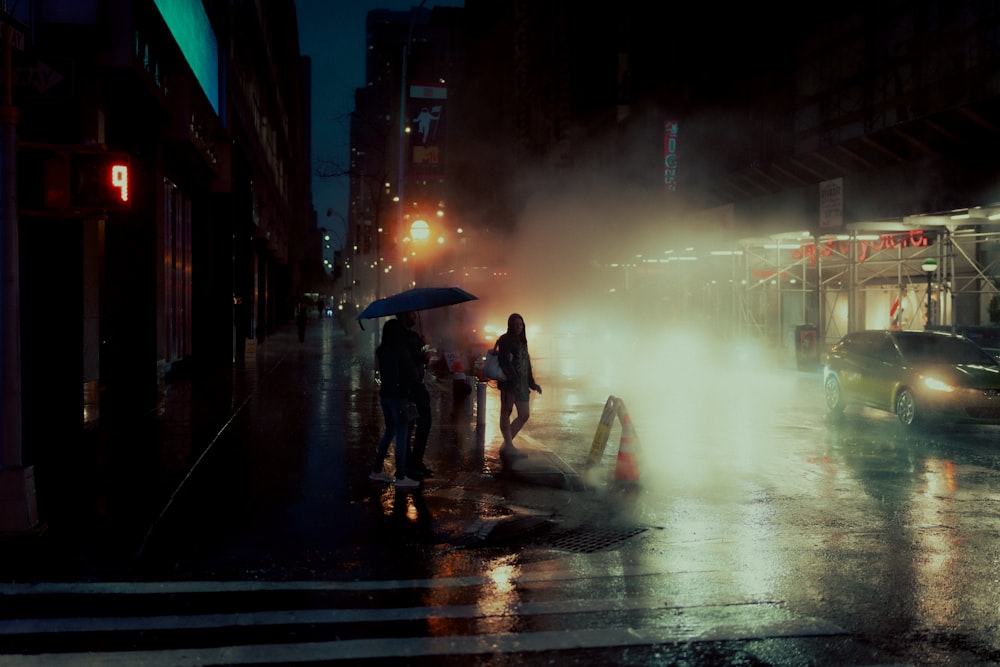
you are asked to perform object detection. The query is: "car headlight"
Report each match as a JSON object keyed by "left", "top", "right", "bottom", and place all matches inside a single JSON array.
[{"left": 922, "top": 376, "right": 954, "bottom": 393}]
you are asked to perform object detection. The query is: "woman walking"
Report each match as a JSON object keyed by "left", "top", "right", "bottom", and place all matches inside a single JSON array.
[
  {"left": 370, "top": 318, "right": 421, "bottom": 489},
  {"left": 496, "top": 313, "right": 542, "bottom": 459}
]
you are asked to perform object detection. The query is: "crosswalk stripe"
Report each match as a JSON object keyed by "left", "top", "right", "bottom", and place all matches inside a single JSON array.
[
  {"left": 0, "top": 562, "right": 702, "bottom": 596},
  {"left": 0, "top": 619, "right": 845, "bottom": 667},
  {"left": 0, "top": 559, "right": 848, "bottom": 665},
  {"left": 0, "top": 596, "right": 778, "bottom": 635}
]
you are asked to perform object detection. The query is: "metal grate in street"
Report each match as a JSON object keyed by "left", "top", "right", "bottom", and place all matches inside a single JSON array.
[{"left": 541, "top": 526, "right": 647, "bottom": 553}]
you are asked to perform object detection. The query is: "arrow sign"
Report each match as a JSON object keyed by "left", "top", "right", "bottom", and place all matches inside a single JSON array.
[{"left": 13, "top": 60, "right": 66, "bottom": 94}]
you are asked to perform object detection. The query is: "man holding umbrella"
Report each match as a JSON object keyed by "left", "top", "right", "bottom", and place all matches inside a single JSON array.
[
  {"left": 398, "top": 311, "right": 433, "bottom": 479},
  {"left": 359, "top": 287, "right": 478, "bottom": 478}
]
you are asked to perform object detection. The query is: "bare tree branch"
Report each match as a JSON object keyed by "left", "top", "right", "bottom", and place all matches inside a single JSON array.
[{"left": 316, "top": 157, "right": 349, "bottom": 179}]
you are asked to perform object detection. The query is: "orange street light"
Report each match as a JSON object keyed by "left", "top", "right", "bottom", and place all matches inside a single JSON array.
[{"left": 410, "top": 218, "right": 430, "bottom": 242}]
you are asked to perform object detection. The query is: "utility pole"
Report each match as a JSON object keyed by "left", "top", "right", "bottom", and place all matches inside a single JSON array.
[
  {"left": 0, "top": 19, "right": 41, "bottom": 534},
  {"left": 397, "top": 1, "right": 427, "bottom": 294}
]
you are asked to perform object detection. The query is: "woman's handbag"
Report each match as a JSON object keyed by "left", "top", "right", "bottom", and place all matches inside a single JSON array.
[
  {"left": 483, "top": 343, "right": 506, "bottom": 381},
  {"left": 404, "top": 401, "right": 420, "bottom": 421}
]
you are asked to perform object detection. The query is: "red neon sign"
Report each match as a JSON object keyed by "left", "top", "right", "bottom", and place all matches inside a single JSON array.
[{"left": 792, "top": 230, "right": 930, "bottom": 266}]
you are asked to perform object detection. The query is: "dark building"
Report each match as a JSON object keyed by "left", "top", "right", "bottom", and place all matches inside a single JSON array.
[
  {"left": 347, "top": 6, "right": 468, "bottom": 308},
  {"left": 3, "top": 0, "right": 318, "bottom": 530},
  {"left": 348, "top": 0, "right": 1000, "bottom": 352}
]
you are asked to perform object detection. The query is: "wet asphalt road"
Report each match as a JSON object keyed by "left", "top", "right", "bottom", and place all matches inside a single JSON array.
[{"left": 4, "top": 317, "right": 1000, "bottom": 665}]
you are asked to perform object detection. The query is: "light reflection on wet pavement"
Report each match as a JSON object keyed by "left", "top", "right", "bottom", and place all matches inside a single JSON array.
[{"left": 6, "top": 319, "right": 1000, "bottom": 664}]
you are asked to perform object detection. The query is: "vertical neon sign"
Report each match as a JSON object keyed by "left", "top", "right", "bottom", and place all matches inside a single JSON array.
[{"left": 664, "top": 120, "right": 679, "bottom": 192}]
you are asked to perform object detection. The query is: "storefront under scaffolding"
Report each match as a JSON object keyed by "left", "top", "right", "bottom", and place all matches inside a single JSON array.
[{"left": 732, "top": 206, "right": 1000, "bottom": 357}]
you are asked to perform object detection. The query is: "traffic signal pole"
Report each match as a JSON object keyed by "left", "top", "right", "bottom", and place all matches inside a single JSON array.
[{"left": 0, "top": 21, "right": 41, "bottom": 535}]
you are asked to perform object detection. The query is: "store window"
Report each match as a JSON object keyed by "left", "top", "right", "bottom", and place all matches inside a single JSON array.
[{"left": 164, "top": 179, "right": 192, "bottom": 365}]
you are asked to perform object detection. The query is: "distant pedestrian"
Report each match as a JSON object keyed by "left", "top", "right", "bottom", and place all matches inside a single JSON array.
[
  {"left": 496, "top": 313, "right": 541, "bottom": 460},
  {"left": 370, "top": 319, "right": 421, "bottom": 489},
  {"left": 398, "top": 311, "right": 433, "bottom": 479},
  {"left": 296, "top": 303, "right": 308, "bottom": 342}
]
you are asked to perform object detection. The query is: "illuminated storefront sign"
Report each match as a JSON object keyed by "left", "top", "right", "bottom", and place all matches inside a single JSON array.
[
  {"left": 152, "top": 0, "right": 219, "bottom": 115},
  {"left": 792, "top": 230, "right": 931, "bottom": 265}
]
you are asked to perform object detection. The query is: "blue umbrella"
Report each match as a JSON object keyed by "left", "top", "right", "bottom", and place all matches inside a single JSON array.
[{"left": 357, "top": 286, "right": 477, "bottom": 328}]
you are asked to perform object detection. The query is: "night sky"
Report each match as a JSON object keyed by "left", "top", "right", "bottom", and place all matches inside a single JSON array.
[{"left": 296, "top": 0, "right": 464, "bottom": 252}]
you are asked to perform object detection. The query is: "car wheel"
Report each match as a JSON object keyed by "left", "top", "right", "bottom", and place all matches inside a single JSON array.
[
  {"left": 895, "top": 388, "right": 919, "bottom": 426},
  {"left": 824, "top": 375, "right": 845, "bottom": 412}
]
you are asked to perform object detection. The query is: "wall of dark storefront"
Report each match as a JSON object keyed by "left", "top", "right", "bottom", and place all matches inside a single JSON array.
[{"left": 8, "top": 0, "right": 312, "bottom": 530}]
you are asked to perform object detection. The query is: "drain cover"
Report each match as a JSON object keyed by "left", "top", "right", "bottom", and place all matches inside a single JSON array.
[{"left": 542, "top": 526, "right": 647, "bottom": 553}]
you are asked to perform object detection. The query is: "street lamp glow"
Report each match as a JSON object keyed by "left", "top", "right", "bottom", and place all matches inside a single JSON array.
[
  {"left": 922, "top": 258, "right": 937, "bottom": 326},
  {"left": 410, "top": 219, "right": 430, "bottom": 242}
]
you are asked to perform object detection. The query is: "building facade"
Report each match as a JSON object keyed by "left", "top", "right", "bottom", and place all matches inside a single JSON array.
[
  {"left": 346, "top": 5, "right": 470, "bottom": 313},
  {"left": 346, "top": 1, "right": 1000, "bottom": 355},
  {"left": 5, "top": 0, "right": 317, "bottom": 527}
]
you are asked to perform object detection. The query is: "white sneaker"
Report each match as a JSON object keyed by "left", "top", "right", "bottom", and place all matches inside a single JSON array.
[
  {"left": 394, "top": 476, "right": 420, "bottom": 489},
  {"left": 368, "top": 471, "right": 393, "bottom": 483}
]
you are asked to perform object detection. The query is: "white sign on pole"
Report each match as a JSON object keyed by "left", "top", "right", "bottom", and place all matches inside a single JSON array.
[
  {"left": 820, "top": 178, "right": 843, "bottom": 229},
  {"left": 0, "top": 12, "right": 26, "bottom": 51}
]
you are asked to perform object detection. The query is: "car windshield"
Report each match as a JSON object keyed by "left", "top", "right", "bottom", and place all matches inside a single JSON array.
[{"left": 894, "top": 335, "right": 998, "bottom": 366}]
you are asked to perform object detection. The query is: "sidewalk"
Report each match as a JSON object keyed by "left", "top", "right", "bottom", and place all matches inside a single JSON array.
[
  {"left": 2, "top": 321, "right": 306, "bottom": 580},
  {"left": 1, "top": 316, "right": 587, "bottom": 582}
]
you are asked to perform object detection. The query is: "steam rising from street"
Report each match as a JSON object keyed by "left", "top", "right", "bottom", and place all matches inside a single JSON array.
[{"left": 436, "top": 173, "right": 809, "bottom": 490}]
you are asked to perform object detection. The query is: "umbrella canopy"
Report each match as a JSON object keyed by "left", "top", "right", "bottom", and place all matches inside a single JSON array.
[{"left": 357, "top": 287, "right": 477, "bottom": 327}]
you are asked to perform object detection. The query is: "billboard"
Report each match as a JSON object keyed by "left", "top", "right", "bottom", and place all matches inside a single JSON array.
[
  {"left": 820, "top": 178, "right": 843, "bottom": 229},
  {"left": 152, "top": 0, "right": 219, "bottom": 115},
  {"left": 408, "top": 82, "right": 446, "bottom": 176}
]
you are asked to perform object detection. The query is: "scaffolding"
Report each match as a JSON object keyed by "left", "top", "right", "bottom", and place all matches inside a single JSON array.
[{"left": 731, "top": 207, "right": 1000, "bottom": 353}]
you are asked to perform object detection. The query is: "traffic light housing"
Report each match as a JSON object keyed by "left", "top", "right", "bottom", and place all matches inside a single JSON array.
[
  {"left": 67, "top": 152, "right": 130, "bottom": 209},
  {"left": 19, "top": 144, "right": 131, "bottom": 214}
]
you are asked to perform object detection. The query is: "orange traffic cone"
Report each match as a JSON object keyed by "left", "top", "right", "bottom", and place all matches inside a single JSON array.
[{"left": 613, "top": 399, "right": 640, "bottom": 485}]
